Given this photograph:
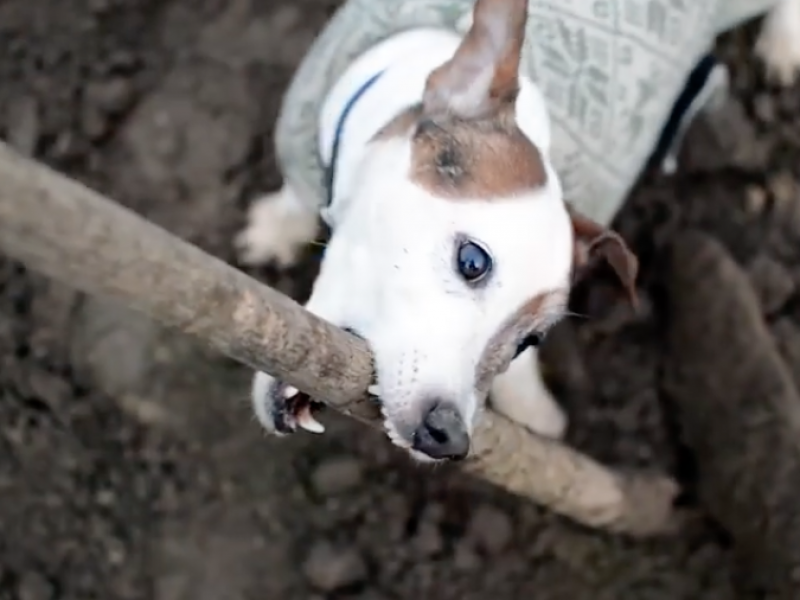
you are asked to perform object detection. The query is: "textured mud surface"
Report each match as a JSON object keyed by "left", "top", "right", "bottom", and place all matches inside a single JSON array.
[{"left": 1, "top": 1, "right": 800, "bottom": 599}]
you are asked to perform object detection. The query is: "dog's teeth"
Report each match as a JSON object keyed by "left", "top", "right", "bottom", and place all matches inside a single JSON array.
[
  {"left": 296, "top": 405, "right": 325, "bottom": 434},
  {"left": 367, "top": 384, "right": 380, "bottom": 396},
  {"left": 282, "top": 385, "right": 299, "bottom": 398}
]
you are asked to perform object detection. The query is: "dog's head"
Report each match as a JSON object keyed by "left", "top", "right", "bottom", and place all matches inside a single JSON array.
[{"left": 318, "top": 0, "right": 637, "bottom": 462}]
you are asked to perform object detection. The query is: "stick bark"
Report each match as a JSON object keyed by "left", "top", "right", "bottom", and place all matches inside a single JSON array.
[{"left": 0, "top": 140, "right": 681, "bottom": 536}]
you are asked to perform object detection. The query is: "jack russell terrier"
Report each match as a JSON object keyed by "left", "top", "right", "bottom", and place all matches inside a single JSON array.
[{"left": 236, "top": 0, "right": 800, "bottom": 462}]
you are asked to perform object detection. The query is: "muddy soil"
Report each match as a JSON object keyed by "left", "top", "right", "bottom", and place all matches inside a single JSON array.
[{"left": 2, "top": 1, "right": 800, "bottom": 599}]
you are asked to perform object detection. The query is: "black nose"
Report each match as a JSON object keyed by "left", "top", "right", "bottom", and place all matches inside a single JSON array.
[{"left": 412, "top": 403, "right": 470, "bottom": 460}]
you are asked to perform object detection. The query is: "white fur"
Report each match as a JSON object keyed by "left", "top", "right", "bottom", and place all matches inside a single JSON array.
[
  {"left": 490, "top": 347, "right": 566, "bottom": 439},
  {"left": 757, "top": 0, "right": 800, "bottom": 86},
  {"left": 238, "top": 0, "right": 800, "bottom": 460},
  {"left": 235, "top": 185, "right": 319, "bottom": 268}
]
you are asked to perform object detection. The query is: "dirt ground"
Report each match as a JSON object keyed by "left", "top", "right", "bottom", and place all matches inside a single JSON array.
[{"left": 3, "top": 0, "right": 800, "bottom": 599}]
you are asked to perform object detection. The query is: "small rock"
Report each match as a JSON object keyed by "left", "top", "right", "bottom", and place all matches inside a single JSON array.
[
  {"left": 753, "top": 93, "right": 776, "bottom": 124},
  {"left": 768, "top": 171, "right": 798, "bottom": 207},
  {"left": 106, "top": 537, "right": 127, "bottom": 565},
  {"left": 85, "top": 77, "right": 136, "bottom": 115},
  {"left": 453, "top": 540, "right": 481, "bottom": 572},
  {"left": 82, "top": 104, "right": 110, "bottom": 140},
  {"left": 95, "top": 489, "right": 116, "bottom": 506},
  {"left": 771, "top": 318, "right": 800, "bottom": 393},
  {"left": 302, "top": 541, "right": 368, "bottom": 592},
  {"left": 88, "top": 0, "right": 112, "bottom": 14},
  {"left": 49, "top": 131, "right": 87, "bottom": 162},
  {"left": 311, "top": 456, "right": 365, "bottom": 496},
  {"left": 352, "top": 592, "right": 392, "bottom": 600},
  {"left": 466, "top": 504, "right": 513, "bottom": 555},
  {"left": 746, "top": 254, "right": 795, "bottom": 315},
  {"left": 421, "top": 502, "right": 445, "bottom": 524},
  {"left": 17, "top": 572, "right": 53, "bottom": 600},
  {"left": 25, "top": 368, "right": 72, "bottom": 408},
  {"left": 745, "top": 185, "right": 768, "bottom": 215},
  {"left": 6, "top": 95, "right": 40, "bottom": 156},
  {"left": 411, "top": 523, "right": 444, "bottom": 557}
]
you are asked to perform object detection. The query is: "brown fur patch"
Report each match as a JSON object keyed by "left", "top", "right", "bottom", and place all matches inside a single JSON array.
[
  {"left": 474, "top": 288, "right": 567, "bottom": 392},
  {"left": 567, "top": 205, "right": 639, "bottom": 308},
  {"left": 373, "top": 105, "right": 548, "bottom": 200}
]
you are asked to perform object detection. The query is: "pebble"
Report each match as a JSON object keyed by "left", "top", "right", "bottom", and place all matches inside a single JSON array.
[
  {"left": 302, "top": 540, "right": 368, "bottom": 592},
  {"left": 771, "top": 318, "right": 800, "bottom": 393},
  {"left": 311, "top": 455, "right": 365, "bottom": 496},
  {"left": 17, "top": 572, "right": 53, "bottom": 600},
  {"left": 411, "top": 522, "right": 444, "bottom": 557},
  {"left": 453, "top": 540, "right": 481, "bottom": 572},
  {"left": 88, "top": 0, "right": 112, "bottom": 14},
  {"left": 753, "top": 93, "right": 777, "bottom": 124},
  {"left": 6, "top": 95, "right": 40, "bottom": 156},
  {"left": 85, "top": 77, "right": 137, "bottom": 115},
  {"left": 466, "top": 504, "right": 513, "bottom": 555},
  {"left": 82, "top": 104, "right": 110, "bottom": 140},
  {"left": 746, "top": 254, "right": 795, "bottom": 315},
  {"left": 768, "top": 170, "right": 797, "bottom": 207},
  {"left": 745, "top": 184, "right": 767, "bottom": 214}
]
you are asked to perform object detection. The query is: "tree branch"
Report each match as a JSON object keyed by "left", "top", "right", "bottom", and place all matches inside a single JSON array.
[{"left": 0, "top": 140, "right": 683, "bottom": 536}]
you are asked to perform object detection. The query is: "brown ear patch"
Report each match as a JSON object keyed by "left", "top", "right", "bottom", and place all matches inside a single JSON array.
[
  {"left": 373, "top": 105, "right": 548, "bottom": 200},
  {"left": 569, "top": 206, "right": 639, "bottom": 308}
]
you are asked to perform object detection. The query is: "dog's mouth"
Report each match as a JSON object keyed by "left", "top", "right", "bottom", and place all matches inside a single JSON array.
[
  {"left": 276, "top": 386, "right": 327, "bottom": 433},
  {"left": 279, "top": 326, "right": 381, "bottom": 435},
  {"left": 286, "top": 380, "right": 465, "bottom": 465}
]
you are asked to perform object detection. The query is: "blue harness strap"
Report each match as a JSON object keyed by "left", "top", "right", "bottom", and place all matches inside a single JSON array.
[
  {"left": 323, "top": 70, "right": 386, "bottom": 208},
  {"left": 649, "top": 53, "right": 721, "bottom": 169}
]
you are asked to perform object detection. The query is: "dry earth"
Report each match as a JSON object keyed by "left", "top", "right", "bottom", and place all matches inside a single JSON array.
[{"left": 1, "top": 1, "right": 800, "bottom": 599}]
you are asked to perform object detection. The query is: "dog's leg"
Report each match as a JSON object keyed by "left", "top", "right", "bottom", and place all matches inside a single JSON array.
[
  {"left": 235, "top": 183, "right": 320, "bottom": 268},
  {"left": 490, "top": 347, "right": 567, "bottom": 440},
  {"left": 756, "top": 0, "right": 800, "bottom": 86}
]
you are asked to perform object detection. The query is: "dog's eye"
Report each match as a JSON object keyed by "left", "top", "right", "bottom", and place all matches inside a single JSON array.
[
  {"left": 513, "top": 332, "right": 543, "bottom": 359},
  {"left": 456, "top": 240, "right": 492, "bottom": 283}
]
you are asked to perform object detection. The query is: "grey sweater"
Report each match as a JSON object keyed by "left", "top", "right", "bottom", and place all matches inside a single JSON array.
[{"left": 274, "top": 0, "right": 775, "bottom": 225}]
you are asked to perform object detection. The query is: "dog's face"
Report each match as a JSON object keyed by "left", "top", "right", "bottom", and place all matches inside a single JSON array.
[
  {"left": 314, "top": 0, "right": 637, "bottom": 462},
  {"left": 324, "top": 143, "right": 574, "bottom": 462}
]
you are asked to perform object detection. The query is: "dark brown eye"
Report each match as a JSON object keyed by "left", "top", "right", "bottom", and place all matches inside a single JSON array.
[{"left": 513, "top": 332, "right": 543, "bottom": 359}]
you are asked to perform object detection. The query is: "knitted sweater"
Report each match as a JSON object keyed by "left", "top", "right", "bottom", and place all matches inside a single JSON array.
[{"left": 274, "top": 0, "right": 775, "bottom": 225}]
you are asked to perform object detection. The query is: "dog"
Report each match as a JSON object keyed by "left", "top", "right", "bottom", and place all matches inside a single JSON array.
[{"left": 236, "top": 0, "right": 800, "bottom": 463}]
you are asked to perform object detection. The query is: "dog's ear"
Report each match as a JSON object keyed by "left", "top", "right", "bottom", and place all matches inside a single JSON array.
[
  {"left": 568, "top": 205, "right": 639, "bottom": 308},
  {"left": 422, "top": 0, "right": 528, "bottom": 120}
]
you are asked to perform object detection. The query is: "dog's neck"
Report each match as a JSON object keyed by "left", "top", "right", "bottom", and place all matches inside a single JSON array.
[{"left": 318, "top": 28, "right": 555, "bottom": 228}]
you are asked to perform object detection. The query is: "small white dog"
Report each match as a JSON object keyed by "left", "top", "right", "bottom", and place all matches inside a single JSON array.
[{"left": 238, "top": 0, "right": 800, "bottom": 462}]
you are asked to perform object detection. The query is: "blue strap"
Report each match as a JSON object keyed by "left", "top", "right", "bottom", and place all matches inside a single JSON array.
[
  {"left": 324, "top": 70, "right": 386, "bottom": 207},
  {"left": 649, "top": 53, "right": 718, "bottom": 168}
]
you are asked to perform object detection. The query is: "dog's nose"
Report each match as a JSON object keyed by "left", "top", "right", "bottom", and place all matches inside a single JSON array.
[{"left": 412, "top": 403, "right": 470, "bottom": 460}]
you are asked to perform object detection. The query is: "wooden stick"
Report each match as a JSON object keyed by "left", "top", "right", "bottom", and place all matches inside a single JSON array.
[{"left": 0, "top": 140, "right": 683, "bottom": 536}]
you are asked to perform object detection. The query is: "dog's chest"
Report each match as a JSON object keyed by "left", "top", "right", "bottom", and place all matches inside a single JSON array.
[{"left": 274, "top": 0, "right": 779, "bottom": 227}]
